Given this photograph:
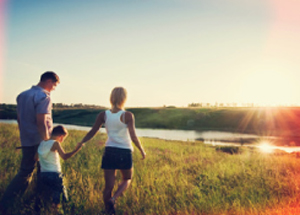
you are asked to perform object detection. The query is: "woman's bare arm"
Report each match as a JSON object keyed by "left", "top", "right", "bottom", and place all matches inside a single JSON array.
[
  {"left": 126, "top": 112, "right": 146, "bottom": 159},
  {"left": 78, "top": 112, "right": 105, "bottom": 145}
]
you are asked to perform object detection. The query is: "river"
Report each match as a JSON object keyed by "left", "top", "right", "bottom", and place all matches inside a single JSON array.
[{"left": 1, "top": 119, "right": 300, "bottom": 153}]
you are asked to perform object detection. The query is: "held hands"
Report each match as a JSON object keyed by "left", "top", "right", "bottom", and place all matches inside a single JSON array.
[
  {"left": 98, "top": 141, "right": 105, "bottom": 146},
  {"left": 76, "top": 142, "right": 84, "bottom": 150}
]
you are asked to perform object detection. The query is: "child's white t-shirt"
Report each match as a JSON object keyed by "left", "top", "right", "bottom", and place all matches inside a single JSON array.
[{"left": 38, "top": 139, "right": 61, "bottom": 173}]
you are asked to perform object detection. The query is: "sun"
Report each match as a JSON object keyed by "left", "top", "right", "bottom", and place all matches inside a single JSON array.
[{"left": 258, "top": 141, "right": 274, "bottom": 153}]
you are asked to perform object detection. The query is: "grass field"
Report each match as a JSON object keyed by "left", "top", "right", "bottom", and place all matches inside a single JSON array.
[{"left": 1, "top": 123, "right": 300, "bottom": 214}]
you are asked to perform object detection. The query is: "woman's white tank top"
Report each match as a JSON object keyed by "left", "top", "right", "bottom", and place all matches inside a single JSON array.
[{"left": 104, "top": 110, "right": 133, "bottom": 151}]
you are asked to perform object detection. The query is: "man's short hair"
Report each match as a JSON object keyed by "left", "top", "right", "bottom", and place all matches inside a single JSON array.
[
  {"left": 51, "top": 125, "right": 68, "bottom": 137},
  {"left": 40, "top": 71, "right": 60, "bottom": 83}
]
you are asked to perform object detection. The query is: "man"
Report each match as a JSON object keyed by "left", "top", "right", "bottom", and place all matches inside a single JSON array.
[{"left": 0, "top": 71, "right": 60, "bottom": 212}]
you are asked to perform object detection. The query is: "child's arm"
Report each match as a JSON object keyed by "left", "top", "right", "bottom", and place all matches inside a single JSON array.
[
  {"left": 34, "top": 152, "right": 39, "bottom": 162},
  {"left": 126, "top": 112, "right": 146, "bottom": 159},
  {"left": 51, "top": 141, "right": 82, "bottom": 161}
]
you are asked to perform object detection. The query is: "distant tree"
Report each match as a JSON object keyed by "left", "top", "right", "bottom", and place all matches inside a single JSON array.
[
  {"left": 74, "top": 103, "right": 83, "bottom": 108},
  {"left": 188, "top": 103, "right": 202, "bottom": 107}
]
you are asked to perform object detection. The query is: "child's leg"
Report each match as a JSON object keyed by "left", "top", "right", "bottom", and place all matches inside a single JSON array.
[
  {"left": 112, "top": 168, "right": 133, "bottom": 200},
  {"left": 42, "top": 173, "right": 65, "bottom": 212},
  {"left": 51, "top": 203, "right": 60, "bottom": 215}
]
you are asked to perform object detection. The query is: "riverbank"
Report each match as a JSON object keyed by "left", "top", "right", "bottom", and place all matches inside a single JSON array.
[
  {"left": 1, "top": 105, "right": 300, "bottom": 144},
  {"left": 3, "top": 119, "right": 300, "bottom": 153}
]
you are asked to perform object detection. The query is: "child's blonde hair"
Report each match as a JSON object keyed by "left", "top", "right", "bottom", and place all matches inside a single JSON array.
[{"left": 110, "top": 87, "right": 127, "bottom": 109}]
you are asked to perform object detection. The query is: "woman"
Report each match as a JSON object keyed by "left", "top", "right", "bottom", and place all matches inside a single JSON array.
[{"left": 78, "top": 87, "right": 146, "bottom": 214}]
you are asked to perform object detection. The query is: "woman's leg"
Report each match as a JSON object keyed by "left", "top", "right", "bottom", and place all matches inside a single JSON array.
[
  {"left": 103, "top": 169, "right": 116, "bottom": 205},
  {"left": 112, "top": 168, "right": 133, "bottom": 200}
]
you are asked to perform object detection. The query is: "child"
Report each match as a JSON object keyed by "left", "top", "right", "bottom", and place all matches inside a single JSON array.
[
  {"left": 37, "top": 125, "right": 82, "bottom": 213},
  {"left": 77, "top": 87, "right": 146, "bottom": 214}
]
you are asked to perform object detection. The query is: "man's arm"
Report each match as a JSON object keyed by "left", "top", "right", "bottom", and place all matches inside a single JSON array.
[
  {"left": 17, "top": 114, "right": 20, "bottom": 131},
  {"left": 36, "top": 114, "right": 50, "bottom": 140}
]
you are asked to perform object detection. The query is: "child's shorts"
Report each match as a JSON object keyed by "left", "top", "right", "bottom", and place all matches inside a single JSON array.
[
  {"left": 101, "top": 147, "right": 133, "bottom": 170},
  {"left": 40, "top": 172, "right": 68, "bottom": 204}
]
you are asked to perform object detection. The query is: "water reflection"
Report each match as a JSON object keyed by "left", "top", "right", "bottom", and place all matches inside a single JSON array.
[
  {"left": 1, "top": 119, "right": 300, "bottom": 153},
  {"left": 257, "top": 141, "right": 300, "bottom": 153},
  {"left": 257, "top": 142, "right": 274, "bottom": 153}
]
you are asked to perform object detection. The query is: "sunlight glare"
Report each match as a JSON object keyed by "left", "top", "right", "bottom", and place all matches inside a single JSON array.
[{"left": 258, "top": 141, "right": 274, "bottom": 153}]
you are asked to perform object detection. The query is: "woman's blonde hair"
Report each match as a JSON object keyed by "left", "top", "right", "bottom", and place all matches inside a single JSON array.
[{"left": 110, "top": 87, "right": 127, "bottom": 109}]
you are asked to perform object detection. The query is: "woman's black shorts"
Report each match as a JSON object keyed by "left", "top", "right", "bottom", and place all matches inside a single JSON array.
[{"left": 101, "top": 147, "right": 133, "bottom": 170}]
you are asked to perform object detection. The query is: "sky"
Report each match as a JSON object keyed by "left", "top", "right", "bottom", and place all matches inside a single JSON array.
[{"left": 1, "top": 0, "right": 300, "bottom": 107}]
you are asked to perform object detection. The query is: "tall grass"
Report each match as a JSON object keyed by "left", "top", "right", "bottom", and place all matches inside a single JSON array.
[{"left": 1, "top": 123, "right": 300, "bottom": 214}]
